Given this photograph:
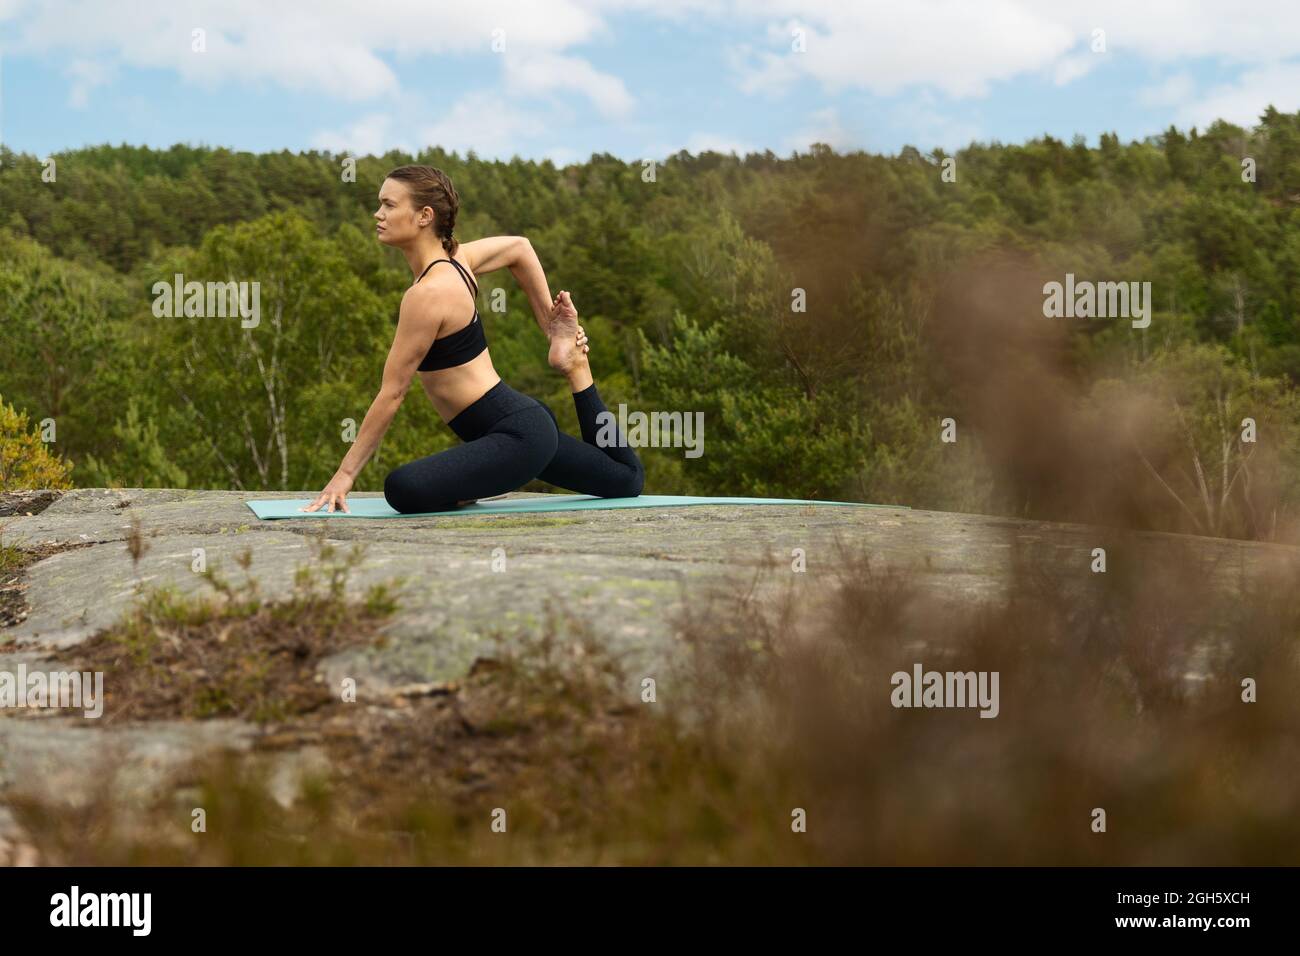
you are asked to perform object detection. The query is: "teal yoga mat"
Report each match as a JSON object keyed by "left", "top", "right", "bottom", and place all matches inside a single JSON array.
[{"left": 245, "top": 493, "right": 907, "bottom": 520}]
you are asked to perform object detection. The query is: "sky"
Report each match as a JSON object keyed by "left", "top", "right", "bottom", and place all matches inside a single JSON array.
[{"left": 2, "top": 0, "right": 1299, "bottom": 163}]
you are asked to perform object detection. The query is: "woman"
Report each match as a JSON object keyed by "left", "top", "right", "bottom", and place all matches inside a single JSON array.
[{"left": 303, "top": 165, "right": 644, "bottom": 514}]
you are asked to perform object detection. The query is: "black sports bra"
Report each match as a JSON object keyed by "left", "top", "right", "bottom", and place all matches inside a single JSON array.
[{"left": 411, "top": 257, "right": 488, "bottom": 371}]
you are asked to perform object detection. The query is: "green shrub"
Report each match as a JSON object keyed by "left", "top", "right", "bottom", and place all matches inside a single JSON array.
[{"left": 0, "top": 394, "right": 74, "bottom": 491}]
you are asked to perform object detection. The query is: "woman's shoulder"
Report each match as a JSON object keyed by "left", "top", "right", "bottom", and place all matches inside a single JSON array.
[
  {"left": 400, "top": 269, "right": 468, "bottom": 321},
  {"left": 401, "top": 277, "right": 444, "bottom": 310}
]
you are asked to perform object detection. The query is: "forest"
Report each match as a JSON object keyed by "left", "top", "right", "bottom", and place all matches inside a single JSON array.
[{"left": 4, "top": 108, "right": 1300, "bottom": 542}]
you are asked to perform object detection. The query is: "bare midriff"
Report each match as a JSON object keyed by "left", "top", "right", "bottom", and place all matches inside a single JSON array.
[{"left": 417, "top": 349, "right": 502, "bottom": 423}]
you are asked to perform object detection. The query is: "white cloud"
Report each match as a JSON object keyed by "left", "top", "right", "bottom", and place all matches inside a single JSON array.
[
  {"left": 66, "top": 57, "right": 115, "bottom": 108},
  {"left": 1052, "top": 53, "right": 1098, "bottom": 87},
  {"left": 722, "top": 0, "right": 1300, "bottom": 104},
  {"left": 503, "top": 51, "right": 634, "bottom": 118},
  {"left": 413, "top": 90, "right": 546, "bottom": 158},
  {"left": 1174, "top": 62, "right": 1300, "bottom": 128},
  {"left": 0, "top": 0, "right": 618, "bottom": 109},
  {"left": 311, "top": 88, "right": 551, "bottom": 160},
  {"left": 1052, "top": 0, "right": 1300, "bottom": 63},
  {"left": 311, "top": 113, "right": 408, "bottom": 156},
  {"left": 731, "top": 2, "right": 1076, "bottom": 99}
]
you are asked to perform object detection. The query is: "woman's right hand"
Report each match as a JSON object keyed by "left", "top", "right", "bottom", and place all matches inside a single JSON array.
[{"left": 300, "top": 471, "right": 354, "bottom": 513}]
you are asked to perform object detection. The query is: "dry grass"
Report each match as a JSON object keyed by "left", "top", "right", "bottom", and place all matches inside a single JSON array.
[
  {"left": 58, "top": 537, "right": 399, "bottom": 722},
  {"left": 7, "top": 525, "right": 1300, "bottom": 865}
]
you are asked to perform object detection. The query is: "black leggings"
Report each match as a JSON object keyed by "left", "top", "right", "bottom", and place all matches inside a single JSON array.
[{"left": 383, "top": 380, "right": 645, "bottom": 514}]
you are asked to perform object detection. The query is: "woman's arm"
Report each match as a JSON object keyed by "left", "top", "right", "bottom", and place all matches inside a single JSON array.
[
  {"left": 459, "top": 236, "right": 554, "bottom": 336},
  {"left": 301, "top": 289, "right": 432, "bottom": 513}
]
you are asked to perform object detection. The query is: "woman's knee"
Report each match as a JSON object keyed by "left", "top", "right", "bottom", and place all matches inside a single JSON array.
[
  {"left": 384, "top": 464, "right": 450, "bottom": 514},
  {"left": 383, "top": 466, "right": 417, "bottom": 513},
  {"left": 609, "top": 457, "right": 644, "bottom": 498},
  {"left": 625, "top": 459, "right": 645, "bottom": 497}
]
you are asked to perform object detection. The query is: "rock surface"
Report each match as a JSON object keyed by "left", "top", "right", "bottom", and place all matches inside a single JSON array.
[{"left": 2, "top": 487, "right": 1297, "bottom": 850}]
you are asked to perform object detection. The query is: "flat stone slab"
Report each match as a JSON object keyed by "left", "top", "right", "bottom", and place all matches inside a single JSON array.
[{"left": 6, "top": 488, "right": 1297, "bottom": 673}]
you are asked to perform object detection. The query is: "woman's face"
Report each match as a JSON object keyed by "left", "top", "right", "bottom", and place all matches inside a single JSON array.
[{"left": 374, "top": 178, "right": 429, "bottom": 246}]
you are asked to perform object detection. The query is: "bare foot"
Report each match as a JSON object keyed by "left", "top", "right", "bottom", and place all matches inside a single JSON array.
[{"left": 547, "top": 290, "right": 589, "bottom": 374}]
